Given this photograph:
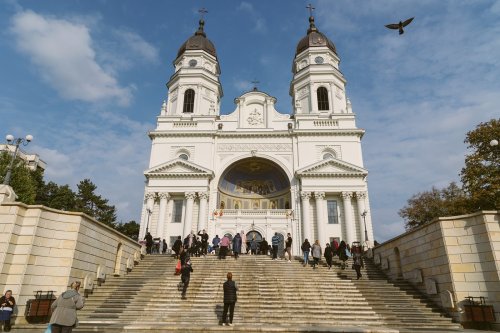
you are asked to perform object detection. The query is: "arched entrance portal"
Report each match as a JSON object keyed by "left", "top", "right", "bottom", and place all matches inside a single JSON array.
[
  {"left": 218, "top": 157, "right": 291, "bottom": 210},
  {"left": 246, "top": 230, "right": 263, "bottom": 254}
]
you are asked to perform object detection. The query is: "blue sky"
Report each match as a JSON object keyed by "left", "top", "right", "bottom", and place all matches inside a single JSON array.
[{"left": 1, "top": 0, "right": 499, "bottom": 242}]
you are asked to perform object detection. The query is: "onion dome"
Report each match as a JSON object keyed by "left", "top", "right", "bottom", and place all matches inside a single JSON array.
[
  {"left": 296, "top": 16, "right": 336, "bottom": 56},
  {"left": 177, "top": 19, "right": 217, "bottom": 58}
]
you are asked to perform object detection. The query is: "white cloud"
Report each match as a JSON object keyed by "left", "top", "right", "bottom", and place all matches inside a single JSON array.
[
  {"left": 113, "top": 29, "right": 160, "bottom": 64},
  {"left": 10, "top": 10, "right": 132, "bottom": 105},
  {"left": 237, "top": 2, "right": 267, "bottom": 33}
]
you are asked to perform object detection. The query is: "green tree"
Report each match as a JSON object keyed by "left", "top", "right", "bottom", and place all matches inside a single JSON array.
[
  {"left": 460, "top": 119, "right": 500, "bottom": 210},
  {"left": 0, "top": 152, "right": 40, "bottom": 204},
  {"left": 36, "top": 181, "right": 77, "bottom": 211},
  {"left": 115, "top": 220, "right": 140, "bottom": 240},
  {"left": 75, "top": 179, "right": 117, "bottom": 227},
  {"left": 398, "top": 182, "right": 470, "bottom": 230}
]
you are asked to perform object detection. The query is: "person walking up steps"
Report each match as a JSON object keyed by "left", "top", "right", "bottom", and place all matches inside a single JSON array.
[
  {"left": 285, "top": 233, "right": 292, "bottom": 262},
  {"left": 232, "top": 233, "right": 242, "bottom": 260},
  {"left": 49, "top": 281, "right": 85, "bottom": 333},
  {"left": 324, "top": 243, "right": 333, "bottom": 269},
  {"left": 179, "top": 259, "right": 193, "bottom": 300},
  {"left": 271, "top": 233, "right": 279, "bottom": 260},
  {"left": 221, "top": 272, "right": 238, "bottom": 326},
  {"left": 311, "top": 240, "right": 322, "bottom": 269},
  {"left": 301, "top": 239, "right": 311, "bottom": 267}
]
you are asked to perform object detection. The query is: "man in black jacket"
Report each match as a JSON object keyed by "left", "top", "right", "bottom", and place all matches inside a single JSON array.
[
  {"left": 180, "top": 260, "right": 193, "bottom": 300},
  {"left": 198, "top": 229, "right": 209, "bottom": 256},
  {"left": 221, "top": 272, "right": 238, "bottom": 326}
]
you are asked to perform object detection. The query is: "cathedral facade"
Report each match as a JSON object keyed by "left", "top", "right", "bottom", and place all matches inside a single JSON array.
[{"left": 138, "top": 15, "right": 374, "bottom": 254}]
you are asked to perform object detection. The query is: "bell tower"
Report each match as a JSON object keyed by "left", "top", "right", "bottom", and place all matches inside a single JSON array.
[
  {"left": 289, "top": 13, "right": 350, "bottom": 116},
  {"left": 163, "top": 18, "right": 223, "bottom": 117}
]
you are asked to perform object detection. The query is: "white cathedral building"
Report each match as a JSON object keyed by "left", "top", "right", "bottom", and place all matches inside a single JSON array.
[{"left": 138, "top": 15, "right": 374, "bottom": 254}]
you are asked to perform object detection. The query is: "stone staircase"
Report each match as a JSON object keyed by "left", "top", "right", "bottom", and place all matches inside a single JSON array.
[{"left": 71, "top": 254, "right": 461, "bottom": 333}]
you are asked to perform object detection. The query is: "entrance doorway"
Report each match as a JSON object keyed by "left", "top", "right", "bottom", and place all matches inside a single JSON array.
[{"left": 246, "top": 230, "right": 263, "bottom": 254}]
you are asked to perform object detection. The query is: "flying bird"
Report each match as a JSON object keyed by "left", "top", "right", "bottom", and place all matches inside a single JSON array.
[{"left": 385, "top": 17, "right": 414, "bottom": 35}]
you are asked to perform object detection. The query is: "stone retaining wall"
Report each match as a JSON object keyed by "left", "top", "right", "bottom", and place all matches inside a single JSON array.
[
  {"left": 373, "top": 211, "right": 500, "bottom": 328},
  {"left": 0, "top": 198, "right": 141, "bottom": 325}
]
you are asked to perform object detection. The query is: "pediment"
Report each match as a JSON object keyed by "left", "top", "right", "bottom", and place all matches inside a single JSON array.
[
  {"left": 145, "top": 158, "right": 214, "bottom": 179},
  {"left": 296, "top": 158, "right": 367, "bottom": 178}
]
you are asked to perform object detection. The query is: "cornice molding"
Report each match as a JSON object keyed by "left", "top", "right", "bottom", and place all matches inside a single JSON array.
[{"left": 148, "top": 129, "right": 364, "bottom": 139}]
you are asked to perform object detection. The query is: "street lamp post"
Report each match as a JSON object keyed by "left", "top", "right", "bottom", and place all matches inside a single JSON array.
[
  {"left": 3, "top": 134, "right": 33, "bottom": 185},
  {"left": 145, "top": 207, "right": 153, "bottom": 234},
  {"left": 361, "top": 210, "right": 368, "bottom": 242}
]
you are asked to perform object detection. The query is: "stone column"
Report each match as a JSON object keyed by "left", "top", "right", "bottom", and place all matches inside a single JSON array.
[
  {"left": 342, "top": 192, "right": 355, "bottom": 245},
  {"left": 314, "top": 192, "right": 326, "bottom": 245},
  {"left": 164, "top": 198, "right": 175, "bottom": 246},
  {"left": 197, "top": 192, "right": 209, "bottom": 232},
  {"left": 355, "top": 192, "right": 368, "bottom": 244},
  {"left": 156, "top": 192, "right": 169, "bottom": 240},
  {"left": 183, "top": 192, "right": 196, "bottom": 237},
  {"left": 300, "top": 191, "right": 312, "bottom": 242}
]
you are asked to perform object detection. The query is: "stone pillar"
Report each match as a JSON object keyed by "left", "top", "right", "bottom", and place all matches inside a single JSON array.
[
  {"left": 314, "top": 192, "right": 326, "bottom": 246},
  {"left": 164, "top": 198, "right": 175, "bottom": 246},
  {"left": 342, "top": 192, "right": 355, "bottom": 245},
  {"left": 156, "top": 192, "right": 169, "bottom": 240},
  {"left": 197, "top": 192, "right": 209, "bottom": 232},
  {"left": 355, "top": 192, "right": 368, "bottom": 244},
  {"left": 300, "top": 191, "right": 312, "bottom": 242},
  {"left": 183, "top": 192, "right": 196, "bottom": 237}
]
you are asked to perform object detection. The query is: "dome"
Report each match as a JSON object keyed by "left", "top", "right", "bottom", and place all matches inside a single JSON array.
[
  {"left": 296, "top": 16, "right": 337, "bottom": 56},
  {"left": 177, "top": 20, "right": 217, "bottom": 58}
]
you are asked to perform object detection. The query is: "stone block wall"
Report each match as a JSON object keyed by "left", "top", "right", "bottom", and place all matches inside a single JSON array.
[
  {"left": 373, "top": 211, "right": 500, "bottom": 328},
  {"left": 0, "top": 200, "right": 141, "bottom": 325}
]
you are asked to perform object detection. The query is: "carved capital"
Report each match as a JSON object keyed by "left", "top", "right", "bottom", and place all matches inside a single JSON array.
[
  {"left": 300, "top": 191, "right": 311, "bottom": 200},
  {"left": 341, "top": 191, "right": 352, "bottom": 200},
  {"left": 198, "top": 192, "right": 209, "bottom": 200},
  {"left": 158, "top": 192, "right": 170, "bottom": 200},
  {"left": 145, "top": 192, "right": 156, "bottom": 200},
  {"left": 314, "top": 192, "right": 325, "bottom": 200},
  {"left": 355, "top": 191, "right": 366, "bottom": 199},
  {"left": 185, "top": 192, "right": 197, "bottom": 200}
]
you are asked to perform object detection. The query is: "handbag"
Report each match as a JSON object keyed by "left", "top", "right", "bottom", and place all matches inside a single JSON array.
[
  {"left": 175, "top": 260, "right": 181, "bottom": 275},
  {"left": 44, "top": 323, "right": 52, "bottom": 333}
]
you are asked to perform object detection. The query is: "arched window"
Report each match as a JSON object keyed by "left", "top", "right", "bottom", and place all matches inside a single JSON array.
[
  {"left": 179, "top": 153, "right": 189, "bottom": 160},
  {"left": 317, "top": 87, "right": 329, "bottom": 111},
  {"left": 183, "top": 89, "right": 195, "bottom": 113},
  {"left": 323, "top": 152, "right": 334, "bottom": 160}
]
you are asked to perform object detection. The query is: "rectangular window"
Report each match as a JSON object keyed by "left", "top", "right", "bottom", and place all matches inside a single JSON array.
[
  {"left": 327, "top": 200, "right": 338, "bottom": 224},
  {"left": 173, "top": 200, "right": 183, "bottom": 223}
]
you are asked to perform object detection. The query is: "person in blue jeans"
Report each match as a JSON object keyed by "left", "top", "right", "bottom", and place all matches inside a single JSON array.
[{"left": 301, "top": 239, "right": 311, "bottom": 267}]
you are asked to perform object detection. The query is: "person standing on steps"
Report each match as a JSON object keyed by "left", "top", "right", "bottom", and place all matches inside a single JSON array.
[
  {"left": 221, "top": 272, "right": 238, "bottom": 326},
  {"left": 301, "top": 239, "right": 311, "bottom": 267},
  {"left": 172, "top": 236, "right": 183, "bottom": 259},
  {"left": 311, "top": 240, "right": 322, "bottom": 269},
  {"left": 198, "top": 229, "right": 209, "bottom": 257},
  {"left": 232, "top": 233, "right": 242, "bottom": 260},
  {"left": 180, "top": 259, "right": 193, "bottom": 300},
  {"left": 219, "top": 234, "right": 230, "bottom": 260},
  {"left": 162, "top": 239, "right": 168, "bottom": 254},
  {"left": 285, "top": 233, "right": 293, "bottom": 262},
  {"left": 324, "top": 243, "right": 334, "bottom": 269},
  {"left": 212, "top": 234, "right": 220, "bottom": 256},
  {"left": 352, "top": 245, "right": 364, "bottom": 280},
  {"left": 260, "top": 238, "right": 268, "bottom": 255},
  {"left": 338, "top": 240, "right": 348, "bottom": 269},
  {"left": 250, "top": 237, "right": 258, "bottom": 255},
  {"left": 49, "top": 281, "right": 85, "bottom": 333},
  {"left": 144, "top": 232, "right": 153, "bottom": 254},
  {"left": 271, "top": 233, "right": 280, "bottom": 260}
]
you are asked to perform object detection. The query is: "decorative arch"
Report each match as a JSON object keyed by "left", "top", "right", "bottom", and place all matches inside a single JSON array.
[
  {"left": 113, "top": 242, "right": 123, "bottom": 276},
  {"left": 317, "top": 86, "right": 330, "bottom": 111},
  {"left": 217, "top": 157, "right": 291, "bottom": 210},
  {"left": 183, "top": 89, "right": 195, "bottom": 113}
]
